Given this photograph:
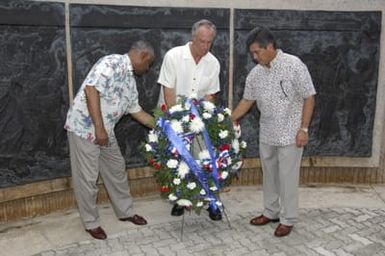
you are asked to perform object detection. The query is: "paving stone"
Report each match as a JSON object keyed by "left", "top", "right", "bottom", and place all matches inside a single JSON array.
[{"left": 33, "top": 208, "right": 385, "bottom": 256}]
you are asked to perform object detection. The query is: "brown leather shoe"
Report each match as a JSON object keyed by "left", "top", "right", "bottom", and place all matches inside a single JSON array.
[
  {"left": 274, "top": 224, "right": 293, "bottom": 237},
  {"left": 86, "top": 226, "right": 107, "bottom": 240},
  {"left": 120, "top": 214, "right": 147, "bottom": 225},
  {"left": 250, "top": 215, "right": 279, "bottom": 226}
]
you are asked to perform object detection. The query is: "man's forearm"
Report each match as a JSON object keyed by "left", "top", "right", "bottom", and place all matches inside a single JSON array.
[
  {"left": 301, "top": 95, "right": 315, "bottom": 128},
  {"left": 163, "top": 86, "right": 176, "bottom": 107},
  {"left": 131, "top": 111, "right": 155, "bottom": 128},
  {"left": 84, "top": 85, "right": 104, "bottom": 129},
  {"left": 231, "top": 99, "right": 255, "bottom": 122}
]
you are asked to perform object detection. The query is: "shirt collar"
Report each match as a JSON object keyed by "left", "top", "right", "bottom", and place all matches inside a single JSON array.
[
  {"left": 125, "top": 54, "right": 134, "bottom": 75},
  {"left": 182, "top": 42, "right": 209, "bottom": 63},
  {"left": 269, "top": 49, "right": 282, "bottom": 68}
]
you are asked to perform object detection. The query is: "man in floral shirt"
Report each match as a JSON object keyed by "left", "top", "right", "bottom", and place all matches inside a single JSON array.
[
  {"left": 231, "top": 27, "right": 316, "bottom": 237},
  {"left": 64, "top": 40, "right": 155, "bottom": 240}
]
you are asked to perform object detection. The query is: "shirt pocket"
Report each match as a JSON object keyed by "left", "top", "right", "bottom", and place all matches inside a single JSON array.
[
  {"left": 279, "top": 80, "right": 295, "bottom": 101},
  {"left": 198, "top": 76, "right": 213, "bottom": 95}
]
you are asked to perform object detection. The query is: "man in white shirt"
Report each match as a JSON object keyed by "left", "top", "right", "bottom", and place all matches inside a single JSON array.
[{"left": 157, "top": 19, "right": 222, "bottom": 221}]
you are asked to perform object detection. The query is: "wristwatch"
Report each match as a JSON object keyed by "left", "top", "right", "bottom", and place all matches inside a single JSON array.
[{"left": 300, "top": 127, "right": 308, "bottom": 133}]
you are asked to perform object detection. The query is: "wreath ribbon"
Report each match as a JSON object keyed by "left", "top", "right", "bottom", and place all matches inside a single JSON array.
[{"left": 157, "top": 102, "right": 221, "bottom": 211}]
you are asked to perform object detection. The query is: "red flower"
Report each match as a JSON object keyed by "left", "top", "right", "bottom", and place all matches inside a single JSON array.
[
  {"left": 160, "top": 186, "right": 169, "bottom": 193},
  {"left": 153, "top": 162, "right": 161, "bottom": 169},
  {"left": 160, "top": 104, "right": 167, "bottom": 112},
  {"left": 219, "top": 144, "right": 230, "bottom": 151},
  {"left": 190, "top": 114, "right": 196, "bottom": 120},
  {"left": 149, "top": 158, "right": 155, "bottom": 164}
]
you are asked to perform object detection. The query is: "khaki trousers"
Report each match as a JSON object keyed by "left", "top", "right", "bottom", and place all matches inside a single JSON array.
[
  {"left": 68, "top": 132, "right": 134, "bottom": 229},
  {"left": 259, "top": 142, "right": 303, "bottom": 226}
]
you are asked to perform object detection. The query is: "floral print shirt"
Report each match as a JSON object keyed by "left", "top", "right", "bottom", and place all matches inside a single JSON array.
[
  {"left": 64, "top": 54, "right": 142, "bottom": 142},
  {"left": 243, "top": 50, "right": 316, "bottom": 146}
]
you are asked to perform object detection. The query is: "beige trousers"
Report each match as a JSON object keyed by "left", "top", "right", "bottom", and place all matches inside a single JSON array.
[
  {"left": 259, "top": 143, "right": 303, "bottom": 226},
  {"left": 68, "top": 132, "right": 134, "bottom": 229}
]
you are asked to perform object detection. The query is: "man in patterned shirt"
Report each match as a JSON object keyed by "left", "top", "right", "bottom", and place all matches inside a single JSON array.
[
  {"left": 231, "top": 27, "right": 316, "bottom": 237},
  {"left": 64, "top": 40, "right": 155, "bottom": 240}
]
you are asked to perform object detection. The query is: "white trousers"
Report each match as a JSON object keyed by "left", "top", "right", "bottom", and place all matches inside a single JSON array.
[
  {"left": 68, "top": 132, "right": 134, "bottom": 229},
  {"left": 259, "top": 143, "right": 303, "bottom": 226}
]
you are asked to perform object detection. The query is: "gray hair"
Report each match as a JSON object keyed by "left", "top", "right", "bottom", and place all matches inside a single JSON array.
[
  {"left": 130, "top": 40, "right": 155, "bottom": 56},
  {"left": 191, "top": 19, "right": 217, "bottom": 38}
]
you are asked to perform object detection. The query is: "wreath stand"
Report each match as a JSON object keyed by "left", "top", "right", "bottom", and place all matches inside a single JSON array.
[
  {"left": 179, "top": 201, "right": 232, "bottom": 242},
  {"left": 179, "top": 137, "right": 233, "bottom": 241}
]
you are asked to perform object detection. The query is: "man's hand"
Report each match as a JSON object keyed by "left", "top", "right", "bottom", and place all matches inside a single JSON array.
[
  {"left": 95, "top": 126, "right": 109, "bottom": 146},
  {"left": 296, "top": 129, "right": 308, "bottom": 147}
]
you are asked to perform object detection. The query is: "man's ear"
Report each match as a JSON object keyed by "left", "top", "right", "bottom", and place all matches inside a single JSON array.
[{"left": 140, "top": 51, "right": 149, "bottom": 61}]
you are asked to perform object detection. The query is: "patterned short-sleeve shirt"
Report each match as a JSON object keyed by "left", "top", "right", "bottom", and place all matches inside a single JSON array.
[
  {"left": 64, "top": 54, "right": 142, "bottom": 142},
  {"left": 243, "top": 50, "right": 316, "bottom": 146}
]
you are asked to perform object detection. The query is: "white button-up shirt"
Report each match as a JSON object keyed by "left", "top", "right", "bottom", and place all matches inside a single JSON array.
[
  {"left": 64, "top": 54, "right": 142, "bottom": 142},
  {"left": 243, "top": 50, "right": 316, "bottom": 146},
  {"left": 157, "top": 42, "right": 220, "bottom": 104}
]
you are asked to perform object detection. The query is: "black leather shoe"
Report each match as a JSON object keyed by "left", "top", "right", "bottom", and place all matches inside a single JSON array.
[
  {"left": 171, "top": 205, "right": 184, "bottom": 216},
  {"left": 208, "top": 207, "right": 222, "bottom": 221}
]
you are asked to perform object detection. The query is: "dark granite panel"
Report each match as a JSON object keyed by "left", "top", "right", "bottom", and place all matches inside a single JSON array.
[
  {"left": 70, "top": 5, "right": 230, "bottom": 167},
  {"left": 0, "top": 0, "right": 64, "bottom": 26},
  {"left": 233, "top": 10, "right": 381, "bottom": 157},
  {"left": 70, "top": 4, "right": 229, "bottom": 29},
  {"left": 0, "top": 1, "right": 68, "bottom": 188}
]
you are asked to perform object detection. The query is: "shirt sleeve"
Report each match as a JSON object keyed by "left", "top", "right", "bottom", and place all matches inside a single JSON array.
[
  {"left": 83, "top": 56, "right": 115, "bottom": 94},
  {"left": 157, "top": 50, "right": 176, "bottom": 89},
  {"left": 125, "top": 79, "right": 143, "bottom": 114},
  {"left": 205, "top": 58, "right": 221, "bottom": 95},
  {"left": 293, "top": 61, "right": 316, "bottom": 99},
  {"left": 243, "top": 71, "right": 257, "bottom": 101}
]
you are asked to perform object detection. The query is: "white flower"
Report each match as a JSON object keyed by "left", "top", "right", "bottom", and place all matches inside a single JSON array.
[
  {"left": 240, "top": 141, "right": 247, "bottom": 149},
  {"left": 232, "top": 139, "right": 240, "bottom": 154},
  {"left": 198, "top": 150, "right": 210, "bottom": 160},
  {"left": 171, "top": 120, "right": 183, "bottom": 134},
  {"left": 219, "top": 130, "right": 229, "bottom": 139},
  {"left": 173, "top": 178, "right": 181, "bottom": 185},
  {"left": 190, "top": 92, "right": 198, "bottom": 99},
  {"left": 169, "top": 104, "right": 183, "bottom": 114},
  {"left": 216, "top": 201, "right": 223, "bottom": 207},
  {"left": 202, "top": 101, "right": 216, "bottom": 113},
  {"left": 221, "top": 171, "right": 229, "bottom": 179},
  {"left": 177, "top": 199, "right": 192, "bottom": 207},
  {"left": 196, "top": 201, "right": 203, "bottom": 207},
  {"left": 202, "top": 112, "right": 212, "bottom": 119},
  {"left": 224, "top": 108, "right": 232, "bottom": 115},
  {"left": 210, "top": 186, "right": 218, "bottom": 191},
  {"left": 186, "top": 182, "right": 196, "bottom": 190},
  {"left": 148, "top": 130, "right": 158, "bottom": 143},
  {"left": 200, "top": 189, "right": 206, "bottom": 195},
  {"left": 168, "top": 194, "right": 177, "bottom": 201},
  {"left": 189, "top": 117, "right": 204, "bottom": 133},
  {"left": 177, "top": 161, "right": 190, "bottom": 178},
  {"left": 232, "top": 161, "right": 243, "bottom": 170},
  {"left": 167, "top": 159, "right": 179, "bottom": 168},
  {"left": 182, "top": 115, "right": 190, "bottom": 123},
  {"left": 217, "top": 113, "right": 224, "bottom": 122},
  {"left": 145, "top": 144, "right": 152, "bottom": 152},
  {"left": 227, "top": 157, "right": 232, "bottom": 165}
]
